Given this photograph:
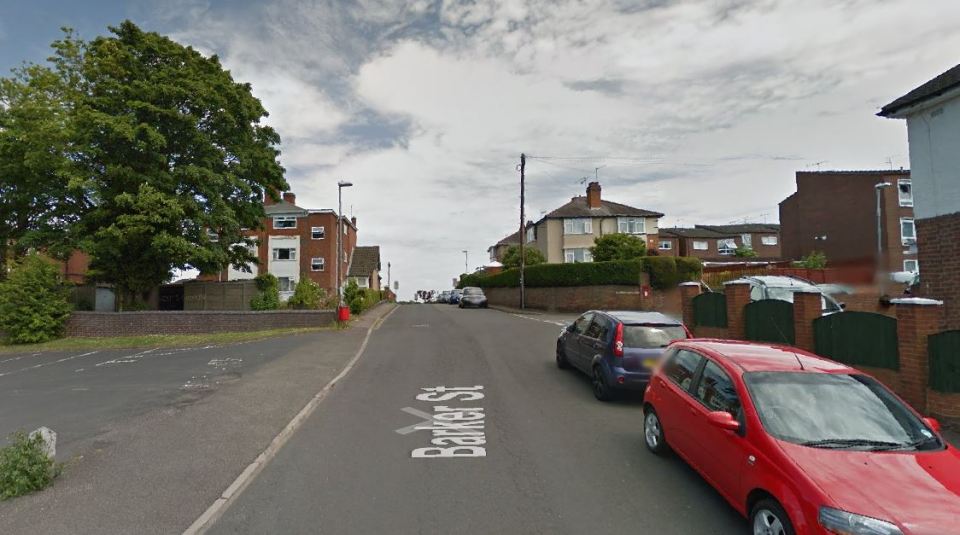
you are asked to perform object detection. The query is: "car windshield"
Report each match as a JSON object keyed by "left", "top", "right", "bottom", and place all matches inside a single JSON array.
[
  {"left": 744, "top": 372, "right": 939, "bottom": 451},
  {"left": 622, "top": 325, "right": 687, "bottom": 349},
  {"left": 764, "top": 285, "right": 842, "bottom": 313},
  {"left": 463, "top": 288, "right": 484, "bottom": 296}
]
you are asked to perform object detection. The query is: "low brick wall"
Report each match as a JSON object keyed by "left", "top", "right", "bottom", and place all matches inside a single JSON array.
[
  {"left": 483, "top": 285, "right": 678, "bottom": 314},
  {"left": 65, "top": 310, "right": 336, "bottom": 337},
  {"left": 927, "top": 390, "right": 960, "bottom": 422}
]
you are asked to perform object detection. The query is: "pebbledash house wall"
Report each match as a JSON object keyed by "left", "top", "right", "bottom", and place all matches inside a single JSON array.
[{"left": 65, "top": 310, "right": 336, "bottom": 337}]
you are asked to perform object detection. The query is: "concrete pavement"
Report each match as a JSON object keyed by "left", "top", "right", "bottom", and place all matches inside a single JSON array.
[{"left": 208, "top": 304, "right": 745, "bottom": 534}]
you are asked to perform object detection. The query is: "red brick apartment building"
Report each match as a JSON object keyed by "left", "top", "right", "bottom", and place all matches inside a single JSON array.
[
  {"left": 658, "top": 224, "right": 781, "bottom": 261},
  {"left": 779, "top": 170, "right": 916, "bottom": 273}
]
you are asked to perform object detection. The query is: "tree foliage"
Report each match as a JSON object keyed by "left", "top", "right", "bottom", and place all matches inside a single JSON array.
[
  {"left": 500, "top": 245, "right": 546, "bottom": 269},
  {"left": 590, "top": 233, "right": 647, "bottom": 262},
  {"left": 287, "top": 278, "right": 329, "bottom": 309},
  {"left": 734, "top": 245, "right": 758, "bottom": 258},
  {"left": 250, "top": 273, "right": 280, "bottom": 311},
  {"left": 0, "top": 22, "right": 287, "bottom": 296},
  {"left": 798, "top": 251, "right": 828, "bottom": 269},
  {"left": 0, "top": 255, "right": 73, "bottom": 344}
]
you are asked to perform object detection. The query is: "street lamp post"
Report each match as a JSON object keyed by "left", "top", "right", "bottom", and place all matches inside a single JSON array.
[
  {"left": 337, "top": 180, "right": 353, "bottom": 306},
  {"left": 875, "top": 181, "right": 892, "bottom": 294},
  {"left": 462, "top": 250, "right": 468, "bottom": 275}
]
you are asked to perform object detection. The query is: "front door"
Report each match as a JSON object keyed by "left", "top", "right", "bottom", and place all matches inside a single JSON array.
[{"left": 655, "top": 349, "right": 705, "bottom": 458}]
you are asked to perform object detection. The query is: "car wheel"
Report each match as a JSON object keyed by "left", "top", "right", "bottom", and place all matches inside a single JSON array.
[
  {"left": 592, "top": 366, "right": 614, "bottom": 401},
  {"left": 750, "top": 499, "right": 795, "bottom": 535},
  {"left": 556, "top": 343, "right": 570, "bottom": 369},
  {"left": 643, "top": 406, "right": 669, "bottom": 455}
]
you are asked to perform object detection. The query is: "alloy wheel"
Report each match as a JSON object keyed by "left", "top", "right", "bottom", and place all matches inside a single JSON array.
[
  {"left": 644, "top": 412, "right": 661, "bottom": 449},
  {"left": 753, "top": 509, "right": 786, "bottom": 535}
]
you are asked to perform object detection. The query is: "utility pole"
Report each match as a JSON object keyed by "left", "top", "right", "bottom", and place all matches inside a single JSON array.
[
  {"left": 875, "top": 181, "right": 892, "bottom": 295},
  {"left": 462, "top": 250, "right": 468, "bottom": 274},
  {"left": 519, "top": 153, "right": 526, "bottom": 310},
  {"left": 387, "top": 262, "right": 391, "bottom": 289}
]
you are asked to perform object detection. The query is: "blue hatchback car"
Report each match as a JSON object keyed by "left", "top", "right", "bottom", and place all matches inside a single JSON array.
[{"left": 556, "top": 311, "right": 690, "bottom": 401}]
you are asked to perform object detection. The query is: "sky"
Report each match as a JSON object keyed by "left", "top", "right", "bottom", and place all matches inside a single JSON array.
[{"left": 2, "top": 0, "right": 959, "bottom": 298}]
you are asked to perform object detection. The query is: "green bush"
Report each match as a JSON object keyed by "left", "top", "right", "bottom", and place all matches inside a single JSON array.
[
  {"left": 0, "top": 255, "right": 72, "bottom": 344},
  {"left": 467, "top": 257, "right": 702, "bottom": 290},
  {"left": 675, "top": 257, "right": 703, "bottom": 283},
  {"left": 287, "top": 278, "right": 323, "bottom": 309},
  {"left": 501, "top": 245, "right": 546, "bottom": 269},
  {"left": 642, "top": 256, "right": 678, "bottom": 289},
  {"left": 250, "top": 273, "right": 280, "bottom": 310},
  {"left": 458, "top": 272, "right": 487, "bottom": 289},
  {"left": 735, "top": 245, "right": 758, "bottom": 258},
  {"left": 797, "top": 251, "right": 827, "bottom": 269},
  {"left": 344, "top": 280, "right": 382, "bottom": 315},
  {"left": 0, "top": 431, "right": 60, "bottom": 500},
  {"left": 590, "top": 234, "right": 646, "bottom": 261}
]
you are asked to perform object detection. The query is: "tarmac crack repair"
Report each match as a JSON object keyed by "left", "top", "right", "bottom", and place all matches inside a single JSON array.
[{"left": 409, "top": 386, "right": 486, "bottom": 459}]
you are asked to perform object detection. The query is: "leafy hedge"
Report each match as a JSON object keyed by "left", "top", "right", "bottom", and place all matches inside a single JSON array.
[
  {"left": 0, "top": 255, "right": 72, "bottom": 344},
  {"left": 459, "top": 257, "right": 702, "bottom": 290},
  {"left": 344, "top": 280, "right": 384, "bottom": 315}
]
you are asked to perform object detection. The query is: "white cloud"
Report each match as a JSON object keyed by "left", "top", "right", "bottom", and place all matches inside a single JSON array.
[{"left": 147, "top": 0, "right": 960, "bottom": 298}]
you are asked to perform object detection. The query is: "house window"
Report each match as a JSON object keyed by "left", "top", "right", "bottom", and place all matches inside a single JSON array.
[
  {"left": 563, "top": 218, "right": 592, "bottom": 235},
  {"left": 311, "top": 257, "right": 325, "bottom": 271},
  {"left": 272, "top": 248, "right": 296, "bottom": 261},
  {"left": 900, "top": 218, "right": 916, "bottom": 245},
  {"left": 718, "top": 239, "right": 736, "bottom": 256},
  {"left": 741, "top": 234, "right": 752, "bottom": 248},
  {"left": 353, "top": 277, "right": 369, "bottom": 288},
  {"left": 526, "top": 227, "right": 536, "bottom": 243},
  {"left": 761, "top": 235, "right": 778, "bottom": 246},
  {"left": 617, "top": 217, "right": 645, "bottom": 234},
  {"left": 311, "top": 226, "right": 325, "bottom": 239},
  {"left": 898, "top": 179, "right": 913, "bottom": 207},
  {"left": 277, "top": 277, "right": 295, "bottom": 292},
  {"left": 563, "top": 248, "right": 593, "bottom": 263},
  {"left": 692, "top": 240, "right": 709, "bottom": 251},
  {"left": 904, "top": 259, "right": 919, "bottom": 273},
  {"left": 659, "top": 240, "right": 673, "bottom": 251},
  {"left": 273, "top": 216, "right": 297, "bottom": 229},
  {"left": 343, "top": 224, "right": 348, "bottom": 235}
]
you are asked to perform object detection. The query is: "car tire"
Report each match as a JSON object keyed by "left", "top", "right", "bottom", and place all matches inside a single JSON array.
[
  {"left": 556, "top": 343, "right": 570, "bottom": 369},
  {"left": 750, "top": 499, "right": 795, "bottom": 535},
  {"left": 592, "top": 365, "right": 615, "bottom": 401},
  {"left": 643, "top": 406, "right": 670, "bottom": 455}
]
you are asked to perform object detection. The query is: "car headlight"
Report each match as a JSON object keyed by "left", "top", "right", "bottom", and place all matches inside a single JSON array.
[{"left": 819, "top": 507, "right": 903, "bottom": 535}]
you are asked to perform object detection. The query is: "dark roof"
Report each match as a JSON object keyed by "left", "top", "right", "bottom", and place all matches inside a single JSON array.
[
  {"left": 659, "top": 227, "right": 734, "bottom": 239},
  {"left": 495, "top": 229, "right": 522, "bottom": 246},
  {"left": 879, "top": 64, "right": 960, "bottom": 117},
  {"left": 543, "top": 196, "right": 663, "bottom": 220},
  {"left": 264, "top": 201, "right": 308, "bottom": 216},
  {"left": 348, "top": 246, "right": 381, "bottom": 277},
  {"left": 696, "top": 224, "right": 780, "bottom": 234}
]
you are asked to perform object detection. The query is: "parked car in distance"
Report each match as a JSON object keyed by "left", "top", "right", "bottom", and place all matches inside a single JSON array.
[
  {"left": 449, "top": 289, "right": 463, "bottom": 305},
  {"left": 731, "top": 275, "right": 844, "bottom": 314},
  {"left": 459, "top": 287, "right": 488, "bottom": 308},
  {"left": 643, "top": 339, "right": 960, "bottom": 535},
  {"left": 556, "top": 311, "right": 690, "bottom": 401},
  {"left": 437, "top": 291, "right": 451, "bottom": 303}
]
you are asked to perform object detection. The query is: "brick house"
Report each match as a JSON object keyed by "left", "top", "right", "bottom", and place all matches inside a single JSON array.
[
  {"left": 879, "top": 63, "right": 960, "bottom": 328},
  {"left": 209, "top": 191, "right": 359, "bottom": 300},
  {"left": 525, "top": 182, "right": 663, "bottom": 263},
  {"left": 779, "top": 170, "right": 916, "bottom": 272},
  {"left": 659, "top": 224, "right": 780, "bottom": 261},
  {"left": 347, "top": 245, "right": 381, "bottom": 290},
  {"left": 487, "top": 228, "right": 523, "bottom": 263}
]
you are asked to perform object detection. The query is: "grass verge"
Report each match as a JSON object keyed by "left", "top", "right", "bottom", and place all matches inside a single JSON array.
[{"left": 0, "top": 326, "right": 331, "bottom": 354}]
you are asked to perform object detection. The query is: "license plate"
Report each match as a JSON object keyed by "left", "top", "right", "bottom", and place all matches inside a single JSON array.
[{"left": 643, "top": 358, "right": 658, "bottom": 369}]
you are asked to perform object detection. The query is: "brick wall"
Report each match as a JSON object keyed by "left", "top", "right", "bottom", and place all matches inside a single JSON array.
[
  {"left": 917, "top": 211, "right": 960, "bottom": 330},
  {"left": 484, "top": 285, "right": 679, "bottom": 315},
  {"left": 65, "top": 310, "right": 336, "bottom": 337}
]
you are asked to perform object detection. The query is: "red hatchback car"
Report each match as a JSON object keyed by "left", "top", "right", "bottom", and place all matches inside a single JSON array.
[{"left": 642, "top": 339, "right": 960, "bottom": 535}]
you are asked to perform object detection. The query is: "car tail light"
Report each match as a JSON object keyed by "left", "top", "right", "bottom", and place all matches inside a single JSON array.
[{"left": 613, "top": 322, "right": 624, "bottom": 357}]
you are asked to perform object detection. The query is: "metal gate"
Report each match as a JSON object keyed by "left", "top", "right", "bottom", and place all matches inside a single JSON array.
[
  {"left": 929, "top": 330, "right": 960, "bottom": 393},
  {"left": 744, "top": 299, "right": 795, "bottom": 345},
  {"left": 813, "top": 312, "right": 899, "bottom": 369},
  {"left": 692, "top": 292, "right": 727, "bottom": 327}
]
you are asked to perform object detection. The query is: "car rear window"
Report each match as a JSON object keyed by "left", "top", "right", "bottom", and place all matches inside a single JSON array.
[
  {"left": 463, "top": 288, "right": 484, "bottom": 295},
  {"left": 623, "top": 324, "right": 687, "bottom": 349}
]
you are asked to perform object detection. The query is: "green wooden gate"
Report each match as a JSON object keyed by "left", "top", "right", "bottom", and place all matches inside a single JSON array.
[
  {"left": 813, "top": 312, "right": 899, "bottom": 369},
  {"left": 693, "top": 292, "right": 727, "bottom": 327},
  {"left": 744, "top": 299, "right": 795, "bottom": 345},
  {"left": 929, "top": 330, "right": 960, "bottom": 393}
]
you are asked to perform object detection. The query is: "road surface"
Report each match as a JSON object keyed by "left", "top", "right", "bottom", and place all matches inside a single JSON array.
[{"left": 209, "top": 304, "right": 745, "bottom": 534}]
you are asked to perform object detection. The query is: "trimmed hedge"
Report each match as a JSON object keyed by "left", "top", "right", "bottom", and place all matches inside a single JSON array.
[{"left": 459, "top": 257, "right": 702, "bottom": 290}]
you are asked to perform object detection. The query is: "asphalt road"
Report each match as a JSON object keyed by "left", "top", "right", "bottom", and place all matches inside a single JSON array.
[{"left": 210, "top": 304, "right": 746, "bottom": 534}]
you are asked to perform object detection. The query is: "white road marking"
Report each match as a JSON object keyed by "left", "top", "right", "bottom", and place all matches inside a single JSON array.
[
  {"left": 509, "top": 313, "right": 567, "bottom": 326},
  {"left": 183, "top": 303, "right": 401, "bottom": 535},
  {"left": 95, "top": 348, "right": 158, "bottom": 367},
  {"left": 0, "top": 351, "right": 100, "bottom": 378}
]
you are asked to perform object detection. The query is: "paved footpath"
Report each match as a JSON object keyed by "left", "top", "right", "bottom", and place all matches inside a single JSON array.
[
  {"left": 206, "top": 304, "right": 745, "bottom": 534},
  {"left": 0, "top": 304, "right": 396, "bottom": 535}
]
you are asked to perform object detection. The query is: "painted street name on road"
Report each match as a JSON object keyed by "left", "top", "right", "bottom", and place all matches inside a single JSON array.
[{"left": 402, "top": 386, "right": 487, "bottom": 459}]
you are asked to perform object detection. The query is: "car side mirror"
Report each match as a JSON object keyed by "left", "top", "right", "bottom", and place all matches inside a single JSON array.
[
  {"left": 839, "top": 302, "right": 847, "bottom": 310},
  {"left": 566, "top": 324, "right": 576, "bottom": 333},
  {"left": 923, "top": 417, "right": 942, "bottom": 434},
  {"left": 707, "top": 411, "right": 740, "bottom": 432}
]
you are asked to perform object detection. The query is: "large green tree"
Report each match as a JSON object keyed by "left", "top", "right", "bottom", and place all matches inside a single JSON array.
[
  {"left": 590, "top": 233, "right": 646, "bottom": 262},
  {"left": 0, "top": 22, "right": 287, "bottom": 302},
  {"left": 501, "top": 245, "right": 546, "bottom": 269}
]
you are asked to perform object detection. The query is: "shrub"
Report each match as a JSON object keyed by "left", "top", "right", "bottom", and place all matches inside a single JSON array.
[
  {"left": 458, "top": 272, "right": 487, "bottom": 289},
  {"left": 0, "top": 431, "right": 60, "bottom": 500},
  {"left": 287, "top": 278, "right": 323, "bottom": 309},
  {"left": 642, "top": 256, "right": 678, "bottom": 289},
  {"left": 675, "top": 257, "right": 703, "bottom": 283},
  {"left": 468, "top": 257, "right": 703, "bottom": 290},
  {"left": 344, "top": 281, "right": 382, "bottom": 315},
  {"left": 590, "top": 234, "right": 646, "bottom": 262},
  {"left": 501, "top": 246, "right": 546, "bottom": 269},
  {"left": 0, "top": 255, "right": 72, "bottom": 344},
  {"left": 734, "top": 245, "right": 758, "bottom": 258},
  {"left": 797, "top": 251, "right": 827, "bottom": 269},
  {"left": 250, "top": 273, "right": 280, "bottom": 310}
]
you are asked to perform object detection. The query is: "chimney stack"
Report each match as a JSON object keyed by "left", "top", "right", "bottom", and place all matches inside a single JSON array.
[
  {"left": 282, "top": 191, "right": 296, "bottom": 205},
  {"left": 586, "top": 182, "right": 602, "bottom": 208},
  {"left": 264, "top": 187, "right": 280, "bottom": 206},
  {"left": 351, "top": 216, "right": 357, "bottom": 228}
]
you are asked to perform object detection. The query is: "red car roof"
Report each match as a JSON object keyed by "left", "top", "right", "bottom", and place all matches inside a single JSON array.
[{"left": 678, "top": 339, "right": 853, "bottom": 374}]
